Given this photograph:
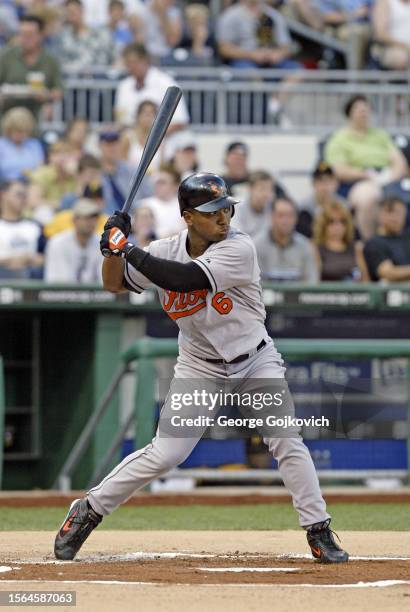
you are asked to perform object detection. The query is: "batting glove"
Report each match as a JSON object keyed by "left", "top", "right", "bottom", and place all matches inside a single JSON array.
[
  {"left": 104, "top": 210, "right": 131, "bottom": 238},
  {"left": 100, "top": 228, "right": 133, "bottom": 258}
]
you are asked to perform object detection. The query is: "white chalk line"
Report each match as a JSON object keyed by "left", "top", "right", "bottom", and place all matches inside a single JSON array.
[
  {"left": 1, "top": 579, "right": 410, "bottom": 589},
  {"left": 197, "top": 568, "right": 300, "bottom": 573},
  {"left": 10, "top": 551, "right": 410, "bottom": 565}
]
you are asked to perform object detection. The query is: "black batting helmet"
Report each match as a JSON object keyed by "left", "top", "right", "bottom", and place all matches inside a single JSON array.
[{"left": 178, "top": 172, "right": 238, "bottom": 217}]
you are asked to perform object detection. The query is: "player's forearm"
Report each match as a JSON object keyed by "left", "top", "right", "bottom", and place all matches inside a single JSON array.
[
  {"left": 125, "top": 246, "right": 211, "bottom": 292},
  {"left": 102, "top": 257, "right": 127, "bottom": 293}
]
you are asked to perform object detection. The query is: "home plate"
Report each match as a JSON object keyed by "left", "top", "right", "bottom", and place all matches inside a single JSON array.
[{"left": 197, "top": 567, "right": 300, "bottom": 573}]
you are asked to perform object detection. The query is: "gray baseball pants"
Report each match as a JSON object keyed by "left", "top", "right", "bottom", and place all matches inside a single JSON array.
[{"left": 88, "top": 338, "right": 330, "bottom": 527}]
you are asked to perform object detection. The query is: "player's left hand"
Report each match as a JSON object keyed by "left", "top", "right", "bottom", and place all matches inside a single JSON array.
[{"left": 100, "top": 228, "right": 133, "bottom": 258}]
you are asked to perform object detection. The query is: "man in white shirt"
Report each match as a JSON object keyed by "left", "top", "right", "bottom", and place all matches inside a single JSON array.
[
  {"left": 114, "top": 43, "right": 189, "bottom": 128},
  {"left": 0, "top": 179, "right": 45, "bottom": 279},
  {"left": 44, "top": 199, "right": 102, "bottom": 283},
  {"left": 140, "top": 165, "right": 186, "bottom": 238}
]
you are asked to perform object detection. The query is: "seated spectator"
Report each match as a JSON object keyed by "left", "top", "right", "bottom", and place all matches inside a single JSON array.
[
  {"left": 108, "top": 0, "right": 134, "bottom": 62},
  {"left": 254, "top": 196, "right": 319, "bottom": 282},
  {"left": 120, "top": 100, "right": 162, "bottom": 173},
  {"left": 57, "top": 0, "right": 114, "bottom": 72},
  {"left": 325, "top": 95, "right": 407, "bottom": 240},
  {"left": 373, "top": 0, "right": 410, "bottom": 69},
  {"left": 140, "top": 165, "right": 185, "bottom": 238},
  {"left": 297, "top": 162, "right": 347, "bottom": 239},
  {"left": 132, "top": 0, "right": 183, "bottom": 62},
  {"left": 60, "top": 153, "right": 102, "bottom": 210},
  {"left": 115, "top": 43, "right": 189, "bottom": 130},
  {"left": 64, "top": 117, "right": 90, "bottom": 156},
  {"left": 129, "top": 205, "right": 158, "bottom": 248},
  {"left": 0, "top": 14, "right": 62, "bottom": 121},
  {"left": 0, "top": 107, "right": 45, "bottom": 181},
  {"left": 99, "top": 129, "right": 153, "bottom": 214},
  {"left": 28, "top": 139, "right": 79, "bottom": 222},
  {"left": 222, "top": 142, "right": 250, "bottom": 197},
  {"left": 364, "top": 196, "right": 410, "bottom": 282},
  {"left": 45, "top": 181, "right": 108, "bottom": 239},
  {"left": 232, "top": 170, "right": 286, "bottom": 238},
  {"left": 312, "top": 201, "right": 368, "bottom": 281},
  {"left": 163, "top": 131, "right": 199, "bottom": 180},
  {"left": 383, "top": 175, "right": 410, "bottom": 229},
  {"left": 174, "top": 3, "right": 216, "bottom": 65},
  {"left": 301, "top": 0, "right": 373, "bottom": 69},
  {"left": 44, "top": 198, "right": 102, "bottom": 283},
  {"left": 217, "top": 0, "right": 300, "bottom": 122},
  {"left": 0, "top": 179, "right": 45, "bottom": 279}
]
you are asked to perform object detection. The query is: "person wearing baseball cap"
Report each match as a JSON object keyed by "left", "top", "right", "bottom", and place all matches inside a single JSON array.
[
  {"left": 296, "top": 161, "right": 347, "bottom": 239},
  {"left": 44, "top": 198, "right": 102, "bottom": 283}
]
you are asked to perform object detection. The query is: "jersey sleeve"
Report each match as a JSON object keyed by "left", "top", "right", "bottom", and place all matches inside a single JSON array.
[
  {"left": 123, "top": 239, "right": 164, "bottom": 293},
  {"left": 193, "top": 236, "right": 258, "bottom": 292}
]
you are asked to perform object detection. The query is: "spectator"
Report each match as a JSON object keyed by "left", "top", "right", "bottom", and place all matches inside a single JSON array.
[
  {"left": 0, "top": 14, "right": 62, "bottom": 121},
  {"left": 132, "top": 0, "right": 183, "bottom": 61},
  {"left": 115, "top": 43, "right": 189, "bottom": 129},
  {"left": 292, "top": 0, "right": 373, "bottom": 70},
  {"left": 99, "top": 129, "right": 153, "bottom": 214},
  {"left": 0, "top": 107, "right": 44, "bottom": 181},
  {"left": 60, "top": 153, "right": 102, "bottom": 210},
  {"left": 64, "top": 117, "right": 90, "bottom": 155},
  {"left": 175, "top": 3, "right": 216, "bottom": 65},
  {"left": 0, "top": 3, "right": 19, "bottom": 48},
  {"left": 45, "top": 179, "right": 108, "bottom": 238},
  {"left": 325, "top": 95, "right": 407, "bottom": 240},
  {"left": 217, "top": 0, "right": 300, "bottom": 122},
  {"left": 373, "top": 0, "right": 410, "bottom": 69},
  {"left": 312, "top": 201, "right": 368, "bottom": 281},
  {"left": 28, "top": 139, "right": 79, "bottom": 222},
  {"left": 163, "top": 131, "right": 199, "bottom": 180},
  {"left": 140, "top": 165, "right": 185, "bottom": 238},
  {"left": 129, "top": 204, "right": 158, "bottom": 247},
  {"left": 120, "top": 100, "right": 162, "bottom": 172},
  {"left": 108, "top": 0, "right": 134, "bottom": 62},
  {"left": 57, "top": 0, "right": 115, "bottom": 72},
  {"left": 222, "top": 142, "right": 250, "bottom": 197},
  {"left": 364, "top": 196, "right": 410, "bottom": 282},
  {"left": 0, "top": 179, "right": 45, "bottom": 279},
  {"left": 296, "top": 162, "right": 347, "bottom": 239},
  {"left": 254, "top": 196, "right": 319, "bottom": 282},
  {"left": 232, "top": 170, "right": 286, "bottom": 238},
  {"left": 44, "top": 198, "right": 102, "bottom": 283}
]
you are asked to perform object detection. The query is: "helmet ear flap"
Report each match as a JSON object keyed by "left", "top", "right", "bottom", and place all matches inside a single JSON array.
[{"left": 231, "top": 205, "right": 235, "bottom": 218}]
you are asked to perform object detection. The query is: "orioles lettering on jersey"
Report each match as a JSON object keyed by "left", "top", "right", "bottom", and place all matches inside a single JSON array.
[{"left": 163, "top": 290, "right": 233, "bottom": 319}]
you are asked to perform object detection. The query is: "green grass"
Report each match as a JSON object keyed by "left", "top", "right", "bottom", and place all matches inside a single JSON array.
[{"left": 0, "top": 503, "right": 408, "bottom": 531}]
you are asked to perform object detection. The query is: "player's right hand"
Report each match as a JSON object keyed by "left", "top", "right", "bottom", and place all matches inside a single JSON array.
[{"left": 104, "top": 210, "right": 131, "bottom": 238}]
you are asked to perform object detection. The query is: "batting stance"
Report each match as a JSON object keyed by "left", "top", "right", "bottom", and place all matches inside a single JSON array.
[{"left": 54, "top": 172, "right": 348, "bottom": 564}]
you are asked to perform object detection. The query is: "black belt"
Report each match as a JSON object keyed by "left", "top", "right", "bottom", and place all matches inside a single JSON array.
[{"left": 204, "top": 339, "right": 267, "bottom": 365}]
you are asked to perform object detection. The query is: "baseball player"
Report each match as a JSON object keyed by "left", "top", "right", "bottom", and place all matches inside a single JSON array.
[{"left": 54, "top": 172, "right": 348, "bottom": 564}]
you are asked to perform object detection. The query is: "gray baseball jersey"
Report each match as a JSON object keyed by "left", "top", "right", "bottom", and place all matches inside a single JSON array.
[{"left": 125, "top": 227, "right": 279, "bottom": 363}]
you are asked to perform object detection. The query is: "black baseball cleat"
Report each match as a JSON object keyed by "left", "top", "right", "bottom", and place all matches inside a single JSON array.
[
  {"left": 306, "top": 519, "right": 349, "bottom": 564},
  {"left": 54, "top": 497, "right": 102, "bottom": 560}
]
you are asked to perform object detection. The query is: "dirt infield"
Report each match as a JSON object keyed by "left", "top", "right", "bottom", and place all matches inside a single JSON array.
[
  {"left": 1, "top": 532, "right": 409, "bottom": 611},
  {"left": 0, "top": 490, "right": 409, "bottom": 507}
]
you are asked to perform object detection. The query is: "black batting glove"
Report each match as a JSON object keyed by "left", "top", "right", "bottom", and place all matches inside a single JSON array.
[{"left": 104, "top": 210, "right": 131, "bottom": 238}]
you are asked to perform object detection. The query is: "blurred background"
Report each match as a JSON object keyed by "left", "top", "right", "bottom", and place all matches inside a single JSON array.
[{"left": 0, "top": 0, "right": 409, "bottom": 492}]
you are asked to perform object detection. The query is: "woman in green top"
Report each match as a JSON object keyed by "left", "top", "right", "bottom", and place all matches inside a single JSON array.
[{"left": 324, "top": 95, "right": 407, "bottom": 240}]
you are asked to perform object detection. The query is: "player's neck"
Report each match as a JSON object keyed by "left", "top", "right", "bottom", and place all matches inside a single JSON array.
[{"left": 186, "top": 230, "right": 211, "bottom": 259}]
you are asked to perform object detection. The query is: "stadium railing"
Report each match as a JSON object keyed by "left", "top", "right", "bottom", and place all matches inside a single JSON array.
[
  {"left": 44, "top": 68, "right": 410, "bottom": 134},
  {"left": 54, "top": 337, "right": 410, "bottom": 491}
]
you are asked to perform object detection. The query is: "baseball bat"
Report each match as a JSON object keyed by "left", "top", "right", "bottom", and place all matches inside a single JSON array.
[{"left": 102, "top": 85, "right": 182, "bottom": 257}]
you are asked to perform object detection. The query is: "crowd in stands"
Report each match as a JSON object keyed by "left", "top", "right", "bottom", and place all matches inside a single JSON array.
[{"left": 0, "top": 2, "right": 409, "bottom": 286}]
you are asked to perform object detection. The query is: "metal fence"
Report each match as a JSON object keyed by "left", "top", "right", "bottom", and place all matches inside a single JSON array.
[{"left": 47, "top": 68, "right": 410, "bottom": 135}]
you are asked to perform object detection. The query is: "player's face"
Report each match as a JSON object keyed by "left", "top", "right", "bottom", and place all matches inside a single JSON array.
[{"left": 185, "top": 207, "right": 232, "bottom": 242}]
